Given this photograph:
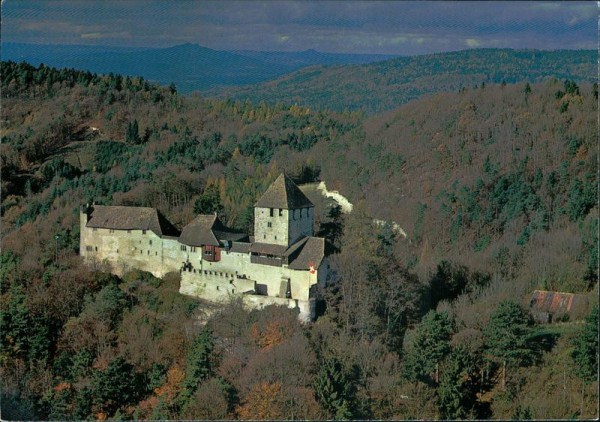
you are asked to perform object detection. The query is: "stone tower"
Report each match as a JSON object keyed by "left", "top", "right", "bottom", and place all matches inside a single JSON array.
[{"left": 254, "top": 173, "right": 314, "bottom": 246}]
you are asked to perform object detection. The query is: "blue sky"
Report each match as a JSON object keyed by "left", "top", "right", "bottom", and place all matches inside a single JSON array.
[{"left": 2, "top": 1, "right": 597, "bottom": 54}]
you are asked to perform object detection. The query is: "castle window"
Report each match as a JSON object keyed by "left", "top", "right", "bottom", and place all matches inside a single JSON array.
[
  {"left": 140, "top": 250, "right": 143, "bottom": 254},
  {"left": 117, "top": 249, "right": 119, "bottom": 253},
  {"left": 180, "top": 245, "right": 187, "bottom": 251},
  {"left": 191, "top": 246, "right": 196, "bottom": 252},
  {"left": 142, "top": 230, "right": 147, "bottom": 234},
  {"left": 264, "top": 234, "right": 266, "bottom": 239},
  {"left": 95, "top": 246, "right": 98, "bottom": 251},
  {"left": 274, "top": 235, "right": 277, "bottom": 240},
  {"left": 279, "top": 208, "right": 283, "bottom": 216},
  {"left": 149, "top": 240, "right": 152, "bottom": 245},
  {"left": 86, "top": 245, "right": 92, "bottom": 251},
  {"left": 269, "top": 208, "right": 274, "bottom": 217},
  {"left": 267, "top": 222, "right": 272, "bottom": 228},
  {"left": 147, "top": 250, "right": 150, "bottom": 255},
  {"left": 155, "top": 252, "right": 157, "bottom": 256}
]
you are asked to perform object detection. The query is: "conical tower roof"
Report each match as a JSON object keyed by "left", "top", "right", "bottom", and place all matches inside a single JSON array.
[{"left": 255, "top": 173, "right": 314, "bottom": 209}]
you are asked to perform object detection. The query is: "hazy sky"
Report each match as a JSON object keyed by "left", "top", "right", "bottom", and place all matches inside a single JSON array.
[{"left": 2, "top": 1, "right": 597, "bottom": 55}]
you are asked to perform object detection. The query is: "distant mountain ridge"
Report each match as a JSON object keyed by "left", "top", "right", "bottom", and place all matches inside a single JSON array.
[
  {"left": 232, "top": 48, "right": 398, "bottom": 67},
  {"left": 4, "top": 44, "right": 595, "bottom": 114},
  {"left": 207, "top": 48, "right": 598, "bottom": 113},
  {"left": 1, "top": 42, "right": 397, "bottom": 92}
]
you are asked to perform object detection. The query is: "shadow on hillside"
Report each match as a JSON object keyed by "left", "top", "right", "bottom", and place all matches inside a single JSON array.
[{"left": 529, "top": 330, "right": 560, "bottom": 354}]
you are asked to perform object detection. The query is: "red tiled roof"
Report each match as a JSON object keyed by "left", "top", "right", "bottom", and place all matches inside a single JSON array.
[{"left": 529, "top": 290, "right": 589, "bottom": 316}]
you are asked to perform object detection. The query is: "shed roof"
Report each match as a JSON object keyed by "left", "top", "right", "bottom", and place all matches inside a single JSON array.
[
  {"left": 230, "top": 242, "right": 251, "bottom": 254},
  {"left": 255, "top": 173, "right": 313, "bottom": 209},
  {"left": 529, "top": 290, "right": 589, "bottom": 318},
  {"left": 249, "top": 242, "right": 288, "bottom": 256},
  {"left": 179, "top": 214, "right": 247, "bottom": 247},
  {"left": 287, "top": 237, "right": 325, "bottom": 270},
  {"left": 179, "top": 214, "right": 220, "bottom": 246},
  {"left": 249, "top": 236, "right": 325, "bottom": 270},
  {"left": 86, "top": 205, "right": 180, "bottom": 237}
]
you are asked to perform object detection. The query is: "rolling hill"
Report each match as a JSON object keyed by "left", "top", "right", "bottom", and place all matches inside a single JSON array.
[
  {"left": 1, "top": 42, "right": 397, "bottom": 92},
  {"left": 206, "top": 48, "right": 598, "bottom": 114},
  {"left": 1, "top": 61, "right": 597, "bottom": 421}
]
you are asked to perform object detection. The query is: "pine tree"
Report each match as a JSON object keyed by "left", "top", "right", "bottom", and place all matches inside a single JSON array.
[
  {"left": 126, "top": 119, "right": 140, "bottom": 144},
  {"left": 91, "top": 357, "right": 140, "bottom": 416},
  {"left": 178, "top": 328, "right": 215, "bottom": 406},
  {"left": 572, "top": 305, "right": 598, "bottom": 382},
  {"left": 313, "top": 356, "right": 356, "bottom": 420},
  {"left": 437, "top": 345, "right": 481, "bottom": 419},
  {"left": 404, "top": 310, "right": 454, "bottom": 384},
  {"left": 484, "top": 301, "right": 535, "bottom": 389}
]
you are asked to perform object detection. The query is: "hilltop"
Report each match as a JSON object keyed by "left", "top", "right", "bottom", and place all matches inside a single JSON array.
[{"left": 207, "top": 48, "right": 597, "bottom": 113}]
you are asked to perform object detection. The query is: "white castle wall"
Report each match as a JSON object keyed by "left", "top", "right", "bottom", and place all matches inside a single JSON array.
[
  {"left": 80, "top": 211, "right": 194, "bottom": 278},
  {"left": 81, "top": 209, "right": 326, "bottom": 321},
  {"left": 287, "top": 207, "right": 314, "bottom": 245},
  {"left": 254, "top": 206, "right": 314, "bottom": 246}
]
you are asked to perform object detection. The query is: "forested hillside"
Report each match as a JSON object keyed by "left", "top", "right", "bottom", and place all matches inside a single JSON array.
[
  {"left": 208, "top": 49, "right": 597, "bottom": 114},
  {"left": 1, "top": 61, "right": 598, "bottom": 420}
]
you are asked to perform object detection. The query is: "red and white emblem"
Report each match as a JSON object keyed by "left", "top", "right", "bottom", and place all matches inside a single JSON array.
[{"left": 308, "top": 262, "right": 316, "bottom": 274}]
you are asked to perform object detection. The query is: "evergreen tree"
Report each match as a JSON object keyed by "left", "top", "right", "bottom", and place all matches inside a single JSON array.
[
  {"left": 437, "top": 345, "right": 481, "bottom": 419},
  {"left": 484, "top": 301, "right": 536, "bottom": 388},
  {"left": 316, "top": 204, "right": 344, "bottom": 253},
  {"left": 126, "top": 119, "right": 141, "bottom": 144},
  {"left": 91, "top": 357, "right": 140, "bottom": 416},
  {"left": 313, "top": 356, "right": 357, "bottom": 420},
  {"left": 404, "top": 310, "right": 454, "bottom": 384},
  {"left": 571, "top": 305, "right": 598, "bottom": 382},
  {"left": 512, "top": 404, "right": 533, "bottom": 420},
  {"left": 193, "top": 185, "right": 223, "bottom": 216},
  {"left": 178, "top": 328, "right": 215, "bottom": 406}
]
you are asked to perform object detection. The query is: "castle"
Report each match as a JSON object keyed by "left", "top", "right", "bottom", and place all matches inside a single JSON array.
[{"left": 79, "top": 173, "right": 328, "bottom": 321}]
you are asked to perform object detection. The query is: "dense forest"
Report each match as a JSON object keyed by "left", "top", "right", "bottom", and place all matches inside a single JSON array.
[
  {"left": 1, "top": 61, "right": 598, "bottom": 420},
  {"left": 209, "top": 49, "right": 597, "bottom": 114}
]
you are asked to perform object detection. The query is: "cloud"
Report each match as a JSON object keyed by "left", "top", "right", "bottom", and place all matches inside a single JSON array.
[
  {"left": 81, "top": 32, "right": 104, "bottom": 39},
  {"left": 80, "top": 31, "right": 131, "bottom": 40},
  {"left": 390, "top": 36, "right": 408, "bottom": 45},
  {"left": 465, "top": 38, "right": 481, "bottom": 48},
  {"left": 531, "top": 2, "right": 562, "bottom": 11},
  {"left": 2, "top": 1, "right": 597, "bottom": 54}
]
